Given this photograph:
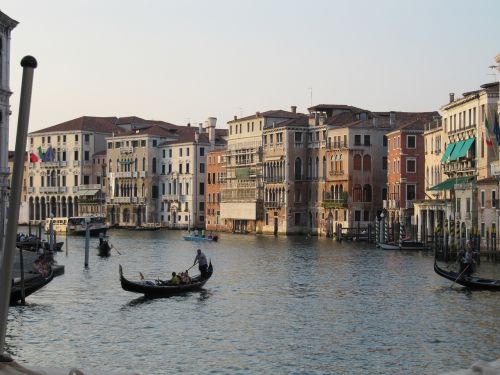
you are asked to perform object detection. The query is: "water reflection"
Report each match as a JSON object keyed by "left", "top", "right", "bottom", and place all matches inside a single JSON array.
[{"left": 5, "top": 229, "right": 500, "bottom": 374}]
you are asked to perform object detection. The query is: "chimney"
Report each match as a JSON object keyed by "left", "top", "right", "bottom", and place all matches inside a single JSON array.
[
  {"left": 187, "top": 123, "right": 191, "bottom": 127},
  {"left": 207, "top": 117, "right": 217, "bottom": 145},
  {"left": 198, "top": 123, "right": 203, "bottom": 136},
  {"left": 256, "top": 111, "right": 260, "bottom": 117},
  {"left": 234, "top": 115, "right": 237, "bottom": 121},
  {"left": 314, "top": 112, "right": 319, "bottom": 125},
  {"left": 389, "top": 112, "right": 396, "bottom": 126},
  {"left": 449, "top": 93, "right": 455, "bottom": 103},
  {"left": 291, "top": 105, "right": 297, "bottom": 114}
]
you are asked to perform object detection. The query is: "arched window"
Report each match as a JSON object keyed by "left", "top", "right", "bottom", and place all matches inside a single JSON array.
[
  {"left": 142, "top": 157, "right": 146, "bottom": 171},
  {"left": 294, "top": 158, "right": 302, "bottom": 180},
  {"left": 315, "top": 157, "right": 319, "bottom": 178},
  {"left": 109, "top": 159, "right": 112, "bottom": 173},
  {"left": 134, "top": 158, "right": 138, "bottom": 172},
  {"left": 322, "top": 156, "right": 326, "bottom": 178},
  {"left": 352, "top": 184, "right": 362, "bottom": 202},
  {"left": 363, "top": 184, "right": 372, "bottom": 202},
  {"left": 362, "top": 155, "right": 371, "bottom": 172},
  {"left": 308, "top": 158, "right": 312, "bottom": 179},
  {"left": 353, "top": 154, "right": 362, "bottom": 170}
]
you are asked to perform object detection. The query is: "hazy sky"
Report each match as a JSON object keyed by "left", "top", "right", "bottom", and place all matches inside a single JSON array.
[{"left": 2, "top": 0, "right": 499, "bottom": 149}]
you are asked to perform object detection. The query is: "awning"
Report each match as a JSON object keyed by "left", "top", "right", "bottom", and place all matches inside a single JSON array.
[
  {"left": 427, "top": 176, "right": 472, "bottom": 191},
  {"left": 448, "top": 140, "right": 465, "bottom": 161},
  {"left": 454, "top": 137, "right": 475, "bottom": 159},
  {"left": 440, "top": 143, "right": 455, "bottom": 162},
  {"left": 76, "top": 189, "right": 100, "bottom": 196}
]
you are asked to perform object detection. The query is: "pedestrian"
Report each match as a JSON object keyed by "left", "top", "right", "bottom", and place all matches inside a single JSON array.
[{"left": 193, "top": 248, "right": 208, "bottom": 277}]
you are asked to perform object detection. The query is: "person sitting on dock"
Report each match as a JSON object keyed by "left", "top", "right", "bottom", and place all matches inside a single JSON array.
[{"left": 169, "top": 272, "right": 180, "bottom": 285}]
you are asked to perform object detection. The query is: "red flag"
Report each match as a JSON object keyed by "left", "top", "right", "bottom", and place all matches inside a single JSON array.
[
  {"left": 485, "top": 118, "right": 493, "bottom": 147},
  {"left": 29, "top": 152, "right": 39, "bottom": 162}
]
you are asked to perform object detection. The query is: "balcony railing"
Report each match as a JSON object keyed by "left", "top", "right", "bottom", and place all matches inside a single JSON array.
[
  {"left": 322, "top": 192, "right": 348, "bottom": 209},
  {"left": 78, "top": 184, "right": 101, "bottom": 191},
  {"left": 120, "top": 146, "right": 134, "bottom": 154},
  {"left": 59, "top": 187, "right": 67, "bottom": 193},
  {"left": 28, "top": 187, "right": 35, "bottom": 193},
  {"left": 264, "top": 201, "right": 283, "bottom": 208},
  {"left": 114, "top": 197, "right": 131, "bottom": 204},
  {"left": 140, "top": 171, "right": 147, "bottom": 178},
  {"left": 406, "top": 200, "right": 414, "bottom": 209},
  {"left": 116, "top": 171, "right": 132, "bottom": 178},
  {"left": 40, "top": 161, "right": 67, "bottom": 168},
  {"left": 39, "top": 186, "right": 59, "bottom": 193}
]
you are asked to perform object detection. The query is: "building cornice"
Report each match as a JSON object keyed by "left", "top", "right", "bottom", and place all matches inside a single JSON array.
[{"left": 0, "top": 11, "right": 19, "bottom": 30}]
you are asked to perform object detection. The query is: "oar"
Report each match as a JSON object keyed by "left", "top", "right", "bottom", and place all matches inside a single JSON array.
[
  {"left": 109, "top": 242, "right": 122, "bottom": 255},
  {"left": 187, "top": 264, "right": 196, "bottom": 271},
  {"left": 450, "top": 265, "right": 470, "bottom": 289}
]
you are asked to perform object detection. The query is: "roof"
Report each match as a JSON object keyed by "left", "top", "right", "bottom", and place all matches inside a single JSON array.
[
  {"left": 263, "top": 115, "right": 309, "bottom": 129},
  {"left": 0, "top": 11, "right": 19, "bottom": 29},
  {"left": 477, "top": 176, "right": 498, "bottom": 185},
  {"left": 228, "top": 109, "right": 304, "bottom": 124},
  {"left": 333, "top": 111, "right": 438, "bottom": 130},
  {"left": 93, "top": 150, "right": 107, "bottom": 156},
  {"left": 308, "top": 104, "right": 367, "bottom": 113},
  {"left": 30, "top": 116, "right": 120, "bottom": 135}
]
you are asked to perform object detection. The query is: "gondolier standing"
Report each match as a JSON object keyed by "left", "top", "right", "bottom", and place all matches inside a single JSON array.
[{"left": 193, "top": 249, "right": 208, "bottom": 278}]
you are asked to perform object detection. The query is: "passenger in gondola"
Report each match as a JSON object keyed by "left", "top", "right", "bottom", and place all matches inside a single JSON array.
[
  {"left": 179, "top": 270, "right": 191, "bottom": 284},
  {"left": 169, "top": 272, "right": 180, "bottom": 285}
]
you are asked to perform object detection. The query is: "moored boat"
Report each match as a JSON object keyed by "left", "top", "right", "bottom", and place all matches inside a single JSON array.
[
  {"left": 10, "top": 269, "right": 54, "bottom": 305},
  {"left": 378, "top": 242, "right": 400, "bottom": 250},
  {"left": 400, "top": 240, "right": 430, "bottom": 251},
  {"left": 183, "top": 234, "right": 218, "bottom": 242},
  {"left": 119, "top": 262, "right": 213, "bottom": 298},
  {"left": 434, "top": 260, "right": 500, "bottom": 291},
  {"left": 44, "top": 217, "right": 68, "bottom": 233}
]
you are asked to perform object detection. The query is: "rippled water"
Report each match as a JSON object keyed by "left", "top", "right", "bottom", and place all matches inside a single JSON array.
[{"left": 5, "top": 229, "right": 500, "bottom": 374}]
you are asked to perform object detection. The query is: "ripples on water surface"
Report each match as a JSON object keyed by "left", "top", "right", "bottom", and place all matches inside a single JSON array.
[{"left": 6, "top": 229, "right": 500, "bottom": 374}]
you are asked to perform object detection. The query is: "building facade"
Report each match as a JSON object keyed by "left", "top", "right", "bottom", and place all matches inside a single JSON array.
[
  {"left": 205, "top": 149, "right": 226, "bottom": 231},
  {"left": 27, "top": 116, "right": 119, "bottom": 222}
]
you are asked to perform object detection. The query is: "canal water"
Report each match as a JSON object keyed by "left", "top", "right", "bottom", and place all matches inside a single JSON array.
[{"left": 5, "top": 229, "right": 500, "bottom": 374}]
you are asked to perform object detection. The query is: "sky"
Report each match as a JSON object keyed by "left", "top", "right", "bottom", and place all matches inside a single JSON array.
[{"left": 2, "top": 0, "right": 499, "bottom": 149}]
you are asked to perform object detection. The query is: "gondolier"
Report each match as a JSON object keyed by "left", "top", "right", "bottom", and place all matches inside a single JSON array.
[{"left": 193, "top": 249, "right": 208, "bottom": 277}]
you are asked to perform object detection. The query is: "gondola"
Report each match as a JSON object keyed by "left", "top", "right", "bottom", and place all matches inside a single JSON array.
[
  {"left": 97, "top": 240, "right": 111, "bottom": 257},
  {"left": 400, "top": 240, "right": 430, "bottom": 251},
  {"left": 378, "top": 242, "right": 400, "bottom": 250},
  {"left": 434, "top": 260, "right": 500, "bottom": 291},
  {"left": 10, "top": 269, "right": 54, "bottom": 305},
  {"left": 183, "top": 235, "right": 218, "bottom": 242},
  {"left": 119, "top": 262, "right": 213, "bottom": 298}
]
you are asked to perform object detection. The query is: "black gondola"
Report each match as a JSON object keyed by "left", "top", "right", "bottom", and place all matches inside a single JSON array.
[
  {"left": 10, "top": 269, "right": 54, "bottom": 305},
  {"left": 119, "top": 262, "right": 213, "bottom": 298},
  {"left": 98, "top": 240, "right": 111, "bottom": 257},
  {"left": 434, "top": 260, "right": 500, "bottom": 291}
]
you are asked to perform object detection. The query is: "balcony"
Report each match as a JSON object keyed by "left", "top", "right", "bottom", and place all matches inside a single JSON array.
[
  {"left": 405, "top": 200, "right": 414, "bottom": 209},
  {"left": 329, "top": 170, "right": 345, "bottom": 176},
  {"left": 455, "top": 211, "right": 461, "bottom": 220},
  {"left": 132, "top": 171, "right": 138, "bottom": 178},
  {"left": 264, "top": 201, "right": 283, "bottom": 208},
  {"left": 59, "top": 187, "right": 67, "bottom": 193},
  {"left": 28, "top": 187, "right": 35, "bottom": 193},
  {"left": 465, "top": 212, "right": 471, "bottom": 220},
  {"left": 78, "top": 184, "right": 101, "bottom": 191},
  {"left": 326, "top": 141, "right": 348, "bottom": 149},
  {"left": 73, "top": 186, "right": 78, "bottom": 193},
  {"left": 120, "top": 146, "right": 134, "bottom": 154},
  {"left": 39, "top": 186, "right": 59, "bottom": 193},
  {"left": 114, "top": 197, "right": 131, "bottom": 204},
  {"left": 73, "top": 161, "right": 80, "bottom": 167},
  {"left": 40, "top": 161, "right": 66, "bottom": 168},
  {"left": 264, "top": 177, "right": 285, "bottom": 184},
  {"left": 322, "top": 192, "right": 348, "bottom": 209},
  {"left": 116, "top": 171, "right": 132, "bottom": 178},
  {"left": 388, "top": 199, "right": 400, "bottom": 209},
  {"left": 140, "top": 171, "right": 147, "bottom": 178}
]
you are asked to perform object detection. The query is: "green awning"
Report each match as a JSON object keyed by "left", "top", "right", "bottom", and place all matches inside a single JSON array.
[
  {"left": 441, "top": 143, "right": 456, "bottom": 162},
  {"left": 455, "top": 138, "right": 475, "bottom": 159},
  {"left": 427, "top": 176, "right": 472, "bottom": 191},
  {"left": 449, "top": 140, "right": 465, "bottom": 161}
]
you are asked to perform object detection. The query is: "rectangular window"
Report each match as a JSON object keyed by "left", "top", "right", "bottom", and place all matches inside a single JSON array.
[
  {"left": 42, "top": 137, "right": 45, "bottom": 144},
  {"left": 363, "top": 135, "right": 370, "bottom": 146},
  {"left": 62, "top": 175, "right": 66, "bottom": 187},
  {"left": 169, "top": 149, "right": 172, "bottom": 157},
  {"left": 84, "top": 151, "right": 90, "bottom": 161},
  {"left": 199, "top": 163, "right": 205, "bottom": 173},
  {"left": 363, "top": 210, "right": 369, "bottom": 221},
  {"left": 152, "top": 140, "right": 157, "bottom": 147},
  {"left": 141, "top": 140, "right": 146, "bottom": 147},
  {"left": 161, "top": 164, "right": 165, "bottom": 174},
  {"left": 96, "top": 176, "right": 100, "bottom": 184},
  {"left": 83, "top": 175, "right": 90, "bottom": 184},
  {"left": 407, "top": 135, "right": 416, "bottom": 149},
  {"left": 168, "top": 164, "right": 172, "bottom": 174},
  {"left": 456, "top": 198, "right": 461, "bottom": 213},
  {"left": 74, "top": 151, "right": 79, "bottom": 161},
  {"left": 294, "top": 213, "right": 301, "bottom": 226},
  {"left": 493, "top": 190, "right": 497, "bottom": 208},
  {"left": 481, "top": 222, "right": 485, "bottom": 238},
  {"left": 354, "top": 210, "right": 361, "bottom": 222},
  {"left": 295, "top": 132, "right": 302, "bottom": 143},
  {"left": 354, "top": 135, "right": 361, "bottom": 146},
  {"left": 186, "top": 163, "right": 190, "bottom": 174},
  {"left": 200, "top": 147, "right": 205, "bottom": 156},
  {"left": 199, "top": 182, "right": 205, "bottom": 195},
  {"left": 179, "top": 163, "right": 183, "bottom": 174},
  {"left": 406, "top": 159, "right": 416, "bottom": 173},
  {"left": 75, "top": 134, "right": 79, "bottom": 142},
  {"left": 47, "top": 136, "right": 51, "bottom": 144},
  {"left": 179, "top": 148, "right": 183, "bottom": 157},
  {"left": 108, "top": 142, "right": 113, "bottom": 149},
  {"left": 152, "top": 185, "right": 159, "bottom": 199},
  {"left": 382, "top": 157, "right": 387, "bottom": 170},
  {"left": 481, "top": 190, "right": 485, "bottom": 208},
  {"left": 407, "top": 184, "right": 416, "bottom": 201},
  {"left": 383, "top": 136, "right": 387, "bottom": 147},
  {"left": 74, "top": 175, "right": 78, "bottom": 186},
  {"left": 29, "top": 176, "right": 33, "bottom": 187},
  {"left": 187, "top": 148, "right": 190, "bottom": 156},
  {"left": 466, "top": 198, "right": 471, "bottom": 213},
  {"left": 199, "top": 202, "right": 205, "bottom": 211},
  {"left": 84, "top": 134, "right": 90, "bottom": 143}
]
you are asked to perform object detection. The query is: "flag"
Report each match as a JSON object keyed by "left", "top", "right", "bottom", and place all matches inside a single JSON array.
[
  {"left": 29, "top": 153, "right": 39, "bottom": 163},
  {"left": 37, "top": 146, "right": 46, "bottom": 161},
  {"left": 485, "top": 117, "right": 494, "bottom": 147},
  {"left": 45, "top": 146, "right": 54, "bottom": 161},
  {"left": 494, "top": 115, "right": 500, "bottom": 145}
]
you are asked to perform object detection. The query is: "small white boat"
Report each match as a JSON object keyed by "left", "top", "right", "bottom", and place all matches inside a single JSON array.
[
  {"left": 183, "top": 234, "right": 218, "bottom": 242},
  {"left": 68, "top": 215, "right": 108, "bottom": 236}
]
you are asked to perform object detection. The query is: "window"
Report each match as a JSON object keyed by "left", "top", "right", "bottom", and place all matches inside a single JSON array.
[
  {"left": 354, "top": 135, "right": 361, "bottom": 146},
  {"left": 199, "top": 202, "right": 205, "bottom": 211},
  {"left": 294, "top": 213, "right": 301, "bottom": 226},
  {"left": 84, "top": 134, "right": 90, "bottom": 143},
  {"left": 141, "top": 140, "right": 146, "bottom": 147},
  {"left": 152, "top": 158, "right": 157, "bottom": 174},
  {"left": 406, "top": 184, "right": 416, "bottom": 201},
  {"left": 180, "top": 148, "right": 183, "bottom": 157},
  {"left": 200, "top": 163, "right": 205, "bottom": 173},
  {"left": 161, "top": 164, "right": 165, "bottom": 174},
  {"left": 295, "top": 132, "right": 302, "bottom": 143},
  {"left": 362, "top": 155, "right": 371, "bottom": 171},
  {"left": 466, "top": 198, "right": 471, "bottom": 213},
  {"left": 168, "top": 164, "right": 172, "bottom": 174},
  {"left": 84, "top": 151, "right": 90, "bottom": 161},
  {"left": 74, "top": 175, "right": 78, "bottom": 186},
  {"left": 481, "top": 191, "right": 485, "bottom": 208},
  {"left": 383, "top": 136, "right": 387, "bottom": 147},
  {"left": 407, "top": 135, "right": 416, "bottom": 149},
  {"left": 294, "top": 158, "right": 302, "bottom": 180},
  {"left": 108, "top": 142, "right": 113, "bottom": 149},
  {"left": 75, "top": 134, "right": 79, "bottom": 142},
  {"left": 186, "top": 148, "right": 190, "bottom": 156},
  {"left": 42, "top": 137, "right": 45, "bottom": 144},
  {"left": 186, "top": 163, "right": 190, "bottom": 174},
  {"left": 481, "top": 222, "right": 485, "bottom": 238},
  {"left": 382, "top": 157, "right": 387, "bottom": 170},
  {"left": 74, "top": 151, "right": 79, "bottom": 161},
  {"left": 199, "top": 182, "right": 205, "bottom": 195},
  {"left": 294, "top": 188, "right": 301, "bottom": 202},
  {"left": 406, "top": 159, "right": 416, "bottom": 173},
  {"left": 169, "top": 149, "right": 172, "bottom": 157},
  {"left": 363, "top": 210, "right": 369, "bottom": 222},
  {"left": 142, "top": 157, "right": 146, "bottom": 171},
  {"left": 83, "top": 175, "right": 90, "bottom": 184},
  {"left": 47, "top": 136, "right": 51, "bottom": 144},
  {"left": 353, "top": 154, "right": 361, "bottom": 170},
  {"left": 62, "top": 175, "right": 66, "bottom": 186},
  {"left": 200, "top": 147, "right": 205, "bottom": 156},
  {"left": 152, "top": 185, "right": 159, "bottom": 199},
  {"left": 354, "top": 210, "right": 361, "bottom": 222},
  {"left": 179, "top": 163, "right": 183, "bottom": 174},
  {"left": 152, "top": 140, "right": 157, "bottom": 147},
  {"left": 493, "top": 190, "right": 497, "bottom": 208},
  {"left": 364, "top": 135, "right": 370, "bottom": 146}
]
